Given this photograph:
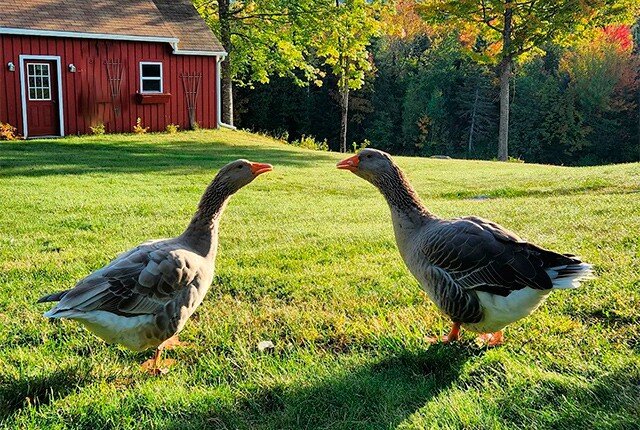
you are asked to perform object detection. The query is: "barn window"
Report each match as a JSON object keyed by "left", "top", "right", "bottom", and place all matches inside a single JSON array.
[
  {"left": 27, "top": 63, "right": 51, "bottom": 100},
  {"left": 139, "top": 62, "right": 163, "bottom": 93}
]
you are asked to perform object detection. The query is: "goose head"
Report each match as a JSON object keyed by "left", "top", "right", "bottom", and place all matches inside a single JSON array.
[
  {"left": 215, "top": 159, "right": 273, "bottom": 193},
  {"left": 336, "top": 148, "right": 394, "bottom": 183}
]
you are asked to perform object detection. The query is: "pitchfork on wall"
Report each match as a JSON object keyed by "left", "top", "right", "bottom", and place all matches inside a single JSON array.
[
  {"left": 105, "top": 59, "right": 124, "bottom": 115},
  {"left": 181, "top": 72, "right": 202, "bottom": 129}
]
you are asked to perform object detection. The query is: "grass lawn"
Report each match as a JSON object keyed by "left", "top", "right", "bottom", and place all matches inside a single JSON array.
[{"left": 0, "top": 130, "right": 639, "bottom": 429}]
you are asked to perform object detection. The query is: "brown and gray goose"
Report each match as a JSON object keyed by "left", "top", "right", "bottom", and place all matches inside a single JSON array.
[
  {"left": 38, "top": 159, "right": 273, "bottom": 373},
  {"left": 337, "top": 148, "right": 593, "bottom": 345}
]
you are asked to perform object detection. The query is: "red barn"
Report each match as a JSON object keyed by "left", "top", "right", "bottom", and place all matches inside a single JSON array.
[{"left": 0, "top": 0, "right": 227, "bottom": 138}]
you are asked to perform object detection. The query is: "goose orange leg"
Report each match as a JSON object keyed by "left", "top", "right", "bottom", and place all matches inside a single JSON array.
[
  {"left": 427, "top": 322, "right": 461, "bottom": 344},
  {"left": 141, "top": 338, "right": 180, "bottom": 375},
  {"left": 476, "top": 331, "right": 504, "bottom": 347}
]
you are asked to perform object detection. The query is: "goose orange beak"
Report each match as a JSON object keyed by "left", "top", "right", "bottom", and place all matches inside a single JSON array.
[
  {"left": 250, "top": 162, "right": 273, "bottom": 175},
  {"left": 336, "top": 155, "right": 359, "bottom": 172}
]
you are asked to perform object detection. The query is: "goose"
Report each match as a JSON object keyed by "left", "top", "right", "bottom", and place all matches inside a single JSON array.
[
  {"left": 337, "top": 148, "right": 593, "bottom": 346},
  {"left": 38, "top": 159, "right": 273, "bottom": 373}
]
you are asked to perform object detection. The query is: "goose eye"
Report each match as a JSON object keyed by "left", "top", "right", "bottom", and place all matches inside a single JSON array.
[
  {"left": 237, "top": 165, "right": 243, "bottom": 169},
  {"left": 366, "top": 154, "right": 372, "bottom": 159}
]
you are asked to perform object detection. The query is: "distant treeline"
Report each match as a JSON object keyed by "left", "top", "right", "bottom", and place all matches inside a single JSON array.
[{"left": 236, "top": 25, "right": 639, "bottom": 166}]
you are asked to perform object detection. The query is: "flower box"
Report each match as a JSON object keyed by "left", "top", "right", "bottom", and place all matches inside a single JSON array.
[{"left": 136, "top": 93, "right": 171, "bottom": 104}]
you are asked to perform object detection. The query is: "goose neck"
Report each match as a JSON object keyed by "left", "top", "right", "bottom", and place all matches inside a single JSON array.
[
  {"left": 182, "top": 179, "right": 232, "bottom": 256},
  {"left": 374, "top": 166, "right": 434, "bottom": 228}
]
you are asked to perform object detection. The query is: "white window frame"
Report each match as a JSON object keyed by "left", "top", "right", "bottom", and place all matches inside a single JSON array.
[{"left": 139, "top": 61, "right": 163, "bottom": 94}]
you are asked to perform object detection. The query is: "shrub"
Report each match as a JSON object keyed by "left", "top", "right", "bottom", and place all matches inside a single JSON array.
[
  {"left": 133, "top": 118, "right": 149, "bottom": 134},
  {"left": 166, "top": 124, "right": 180, "bottom": 134},
  {"left": 352, "top": 139, "right": 370, "bottom": 153},
  {"left": 90, "top": 123, "right": 105, "bottom": 135},
  {"left": 0, "top": 122, "right": 18, "bottom": 140},
  {"left": 291, "top": 135, "right": 329, "bottom": 151},
  {"left": 258, "top": 129, "right": 289, "bottom": 142}
]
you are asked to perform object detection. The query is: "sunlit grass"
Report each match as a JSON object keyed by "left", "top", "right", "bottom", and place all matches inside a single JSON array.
[{"left": 0, "top": 130, "right": 638, "bottom": 429}]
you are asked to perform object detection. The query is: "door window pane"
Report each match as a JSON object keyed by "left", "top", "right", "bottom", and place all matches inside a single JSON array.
[{"left": 27, "top": 62, "right": 52, "bottom": 101}]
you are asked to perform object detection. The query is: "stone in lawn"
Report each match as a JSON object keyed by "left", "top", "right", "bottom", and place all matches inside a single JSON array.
[{"left": 257, "top": 340, "right": 275, "bottom": 352}]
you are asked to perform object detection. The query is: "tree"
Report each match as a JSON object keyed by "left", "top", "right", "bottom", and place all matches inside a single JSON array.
[
  {"left": 456, "top": 64, "right": 496, "bottom": 156},
  {"left": 314, "top": 0, "right": 380, "bottom": 152},
  {"left": 633, "top": 19, "right": 640, "bottom": 161},
  {"left": 419, "top": 0, "right": 638, "bottom": 161},
  {"left": 194, "top": 0, "right": 322, "bottom": 126},
  {"left": 560, "top": 25, "right": 639, "bottom": 163}
]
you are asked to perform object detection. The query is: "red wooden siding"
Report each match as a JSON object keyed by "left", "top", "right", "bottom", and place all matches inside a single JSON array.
[{"left": 0, "top": 34, "right": 219, "bottom": 136}]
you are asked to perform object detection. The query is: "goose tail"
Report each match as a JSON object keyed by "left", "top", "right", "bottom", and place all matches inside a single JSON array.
[
  {"left": 546, "top": 262, "right": 595, "bottom": 289},
  {"left": 37, "top": 290, "right": 69, "bottom": 303}
]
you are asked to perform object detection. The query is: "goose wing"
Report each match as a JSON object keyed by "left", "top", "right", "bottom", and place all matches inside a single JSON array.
[
  {"left": 423, "top": 216, "right": 577, "bottom": 297},
  {"left": 41, "top": 241, "right": 201, "bottom": 318}
]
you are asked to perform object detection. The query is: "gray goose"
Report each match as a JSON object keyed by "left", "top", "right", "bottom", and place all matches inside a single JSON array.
[
  {"left": 337, "top": 148, "right": 593, "bottom": 345},
  {"left": 38, "top": 159, "right": 273, "bottom": 373}
]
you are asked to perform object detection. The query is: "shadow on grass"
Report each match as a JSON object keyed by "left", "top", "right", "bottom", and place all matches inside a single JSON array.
[
  {"left": 0, "top": 364, "right": 92, "bottom": 419},
  {"left": 0, "top": 138, "right": 335, "bottom": 178},
  {"left": 166, "top": 345, "right": 482, "bottom": 430},
  {"left": 493, "top": 364, "right": 640, "bottom": 429}
]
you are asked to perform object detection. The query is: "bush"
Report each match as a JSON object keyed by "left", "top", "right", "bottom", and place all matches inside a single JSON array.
[
  {"left": 166, "top": 124, "right": 180, "bottom": 134},
  {"left": 133, "top": 118, "right": 149, "bottom": 134},
  {"left": 291, "top": 135, "right": 328, "bottom": 151},
  {"left": 90, "top": 123, "right": 105, "bottom": 135},
  {"left": 0, "top": 122, "right": 18, "bottom": 140},
  {"left": 263, "top": 129, "right": 290, "bottom": 142},
  {"left": 352, "top": 139, "right": 370, "bottom": 153}
]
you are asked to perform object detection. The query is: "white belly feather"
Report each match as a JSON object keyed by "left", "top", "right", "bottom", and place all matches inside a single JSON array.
[
  {"left": 49, "top": 310, "right": 159, "bottom": 351},
  {"left": 465, "top": 288, "right": 551, "bottom": 333}
]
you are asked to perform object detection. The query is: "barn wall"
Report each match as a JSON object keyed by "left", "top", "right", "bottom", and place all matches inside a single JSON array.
[{"left": 0, "top": 34, "right": 218, "bottom": 136}]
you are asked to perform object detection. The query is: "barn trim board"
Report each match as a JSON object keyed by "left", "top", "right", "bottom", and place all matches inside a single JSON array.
[
  {"left": 19, "top": 54, "right": 65, "bottom": 138},
  {"left": 0, "top": 28, "right": 179, "bottom": 45},
  {"left": 0, "top": 28, "right": 227, "bottom": 57}
]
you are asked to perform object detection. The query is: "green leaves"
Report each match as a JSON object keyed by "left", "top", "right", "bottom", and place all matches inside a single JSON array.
[
  {"left": 195, "top": 0, "right": 323, "bottom": 86},
  {"left": 195, "top": 0, "right": 382, "bottom": 91},
  {"left": 313, "top": 0, "right": 381, "bottom": 91}
]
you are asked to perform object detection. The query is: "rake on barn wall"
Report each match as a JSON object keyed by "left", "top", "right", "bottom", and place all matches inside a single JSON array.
[
  {"left": 105, "top": 59, "right": 124, "bottom": 116},
  {"left": 181, "top": 72, "right": 202, "bottom": 129}
]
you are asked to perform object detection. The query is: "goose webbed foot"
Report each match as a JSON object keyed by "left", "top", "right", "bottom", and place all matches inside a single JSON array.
[
  {"left": 141, "top": 344, "right": 176, "bottom": 376},
  {"left": 476, "top": 331, "right": 504, "bottom": 347},
  {"left": 161, "top": 335, "right": 188, "bottom": 350},
  {"left": 426, "top": 322, "right": 461, "bottom": 344}
]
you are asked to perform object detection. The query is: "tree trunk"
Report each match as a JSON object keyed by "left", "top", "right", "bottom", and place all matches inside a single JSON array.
[
  {"left": 336, "top": 0, "right": 348, "bottom": 153},
  {"left": 497, "top": 0, "right": 513, "bottom": 161},
  {"left": 218, "top": 0, "right": 233, "bottom": 126},
  {"left": 339, "top": 81, "right": 349, "bottom": 153},
  {"left": 498, "top": 58, "right": 511, "bottom": 161},
  {"left": 469, "top": 86, "right": 479, "bottom": 155}
]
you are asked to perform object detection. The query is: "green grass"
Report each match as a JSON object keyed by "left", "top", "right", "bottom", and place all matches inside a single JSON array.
[{"left": 0, "top": 130, "right": 639, "bottom": 429}]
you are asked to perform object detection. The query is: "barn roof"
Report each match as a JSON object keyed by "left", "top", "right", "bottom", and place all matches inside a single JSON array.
[{"left": 0, "top": 0, "right": 225, "bottom": 55}]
